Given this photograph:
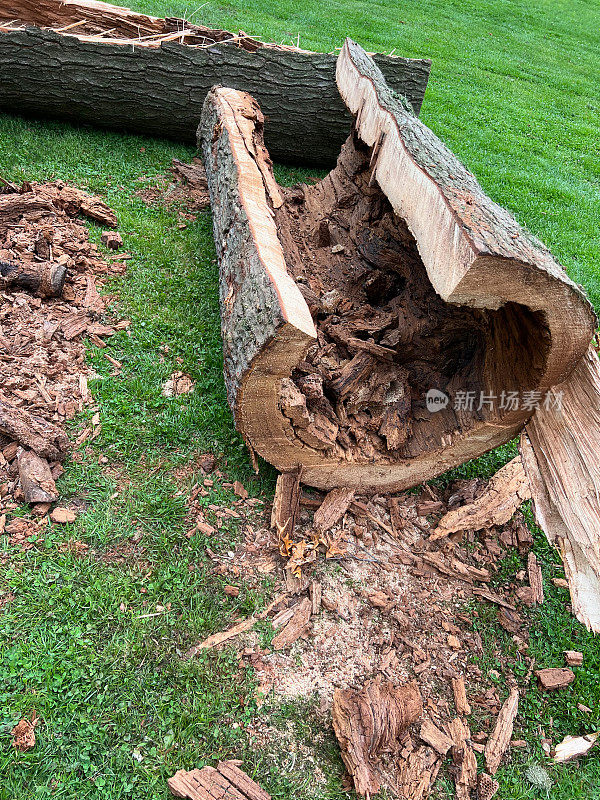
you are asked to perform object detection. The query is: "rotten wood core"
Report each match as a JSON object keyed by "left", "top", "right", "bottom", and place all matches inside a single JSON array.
[{"left": 200, "top": 39, "right": 595, "bottom": 491}]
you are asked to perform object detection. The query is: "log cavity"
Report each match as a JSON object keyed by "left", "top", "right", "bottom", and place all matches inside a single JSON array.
[{"left": 275, "top": 135, "right": 550, "bottom": 464}]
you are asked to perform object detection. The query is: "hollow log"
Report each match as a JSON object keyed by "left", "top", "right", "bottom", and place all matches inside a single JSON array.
[
  {"left": 0, "top": 258, "right": 66, "bottom": 297},
  {"left": 0, "top": 0, "right": 430, "bottom": 167},
  {"left": 200, "top": 40, "right": 595, "bottom": 492}
]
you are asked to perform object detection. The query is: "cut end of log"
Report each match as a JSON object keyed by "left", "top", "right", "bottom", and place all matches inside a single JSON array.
[{"left": 201, "top": 40, "right": 595, "bottom": 492}]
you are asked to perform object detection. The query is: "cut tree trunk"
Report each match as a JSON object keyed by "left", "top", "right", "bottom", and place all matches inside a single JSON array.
[
  {"left": 0, "top": 0, "right": 430, "bottom": 167},
  {"left": 200, "top": 39, "right": 595, "bottom": 492},
  {"left": 0, "top": 258, "right": 66, "bottom": 297}
]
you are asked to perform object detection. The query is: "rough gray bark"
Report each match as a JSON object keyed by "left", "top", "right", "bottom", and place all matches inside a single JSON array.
[{"left": 0, "top": 25, "right": 430, "bottom": 166}]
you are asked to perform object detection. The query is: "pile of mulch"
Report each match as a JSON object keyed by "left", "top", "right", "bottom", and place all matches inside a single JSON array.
[{"left": 0, "top": 178, "right": 128, "bottom": 542}]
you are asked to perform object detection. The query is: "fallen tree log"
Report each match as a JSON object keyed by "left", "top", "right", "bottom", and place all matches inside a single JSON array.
[
  {"left": 0, "top": 0, "right": 430, "bottom": 166},
  {"left": 200, "top": 39, "right": 596, "bottom": 492}
]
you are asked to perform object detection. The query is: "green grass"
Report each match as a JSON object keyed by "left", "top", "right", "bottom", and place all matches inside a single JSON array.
[{"left": 1, "top": 0, "right": 600, "bottom": 797}]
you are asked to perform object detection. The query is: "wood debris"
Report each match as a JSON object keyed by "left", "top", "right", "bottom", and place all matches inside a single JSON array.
[
  {"left": 50, "top": 507, "right": 76, "bottom": 524},
  {"left": 565, "top": 650, "right": 583, "bottom": 666},
  {"left": 137, "top": 157, "right": 210, "bottom": 213},
  {"left": 271, "top": 597, "right": 312, "bottom": 650},
  {"left": 535, "top": 667, "right": 575, "bottom": 690},
  {"left": 0, "top": 178, "right": 124, "bottom": 520},
  {"left": 11, "top": 711, "right": 38, "bottom": 751},
  {"left": 431, "top": 457, "right": 531, "bottom": 540},
  {"left": 451, "top": 676, "right": 471, "bottom": 716},
  {"left": 394, "top": 745, "right": 442, "bottom": 800},
  {"left": 484, "top": 687, "right": 519, "bottom": 774},
  {"left": 553, "top": 732, "right": 599, "bottom": 763},
  {"left": 162, "top": 371, "right": 195, "bottom": 397},
  {"left": 448, "top": 716, "right": 477, "bottom": 800},
  {"left": 527, "top": 552, "right": 544, "bottom": 604},
  {"left": 17, "top": 448, "right": 58, "bottom": 503},
  {"left": 332, "top": 679, "right": 422, "bottom": 797},
  {"left": 313, "top": 487, "right": 354, "bottom": 532},
  {"left": 168, "top": 760, "right": 270, "bottom": 799},
  {"left": 419, "top": 719, "right": 453, "bottom": 756},
  {"left": 271, "top": 468, "right": 302, "bottom": 540}
]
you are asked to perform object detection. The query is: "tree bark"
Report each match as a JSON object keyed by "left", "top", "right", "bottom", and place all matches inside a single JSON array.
[
  {"left": 0, "top": 258, "right": 66, "bottom": 297},
  {"left": 200, "top": 41, "right": 595, "bottom": 492},
  {"left": 0, "top": 0, "right": 431, "bottom": 167}
]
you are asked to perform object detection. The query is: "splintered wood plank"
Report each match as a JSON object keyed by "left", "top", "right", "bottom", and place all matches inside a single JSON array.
[
  {"left": 332, "top": 679, "right": 422, "bottom": 797},
  {"left": 484, "top": 687, "right": 519, "bottom": 774},
  {"left": 553, "top": 732, "right": 599, "bottom": 763},
  {"left": 313, "top": 487, "right": 355, "bottom": 532},
  {"left": 451, "top": 676, "right": 471, "bottom": 716},
  {"left": 168, "top": 762, "right": 271, "bottom": 799},
  {"left": 521, "top": 347, "right": 600, "bottom": 632},
  {"left": 431, "top": 457, "right": 531, "bottom": 540}
]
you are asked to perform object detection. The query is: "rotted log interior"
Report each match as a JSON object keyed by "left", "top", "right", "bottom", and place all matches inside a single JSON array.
[{"left": 275, "top": 134, "right": 550, "bottom": 464}]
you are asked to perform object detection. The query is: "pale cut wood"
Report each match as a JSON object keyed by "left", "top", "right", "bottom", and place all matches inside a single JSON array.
[
  {"left": 313, "top": 487, "right": 355, "bottom": 532},
  {"left": 17, "top": 448, "right": 58, "bottom": 503},
  {"left": 520, "top": 347, "right": 600, "bottom": 632},
  {"left": 451, "top": 676, "right": 471, "bottom": 716},
  {"left": 431, "top": 457, "right": 531, "bottom": 540},
  {"left": 553, "top": 732, "right": 599, "bottom": 763},
  {"left": 0, "top": 0, "right": 430, "bottom": 166},
  {"left": 332, "top": 679, "right": 422, "bottom": 797},
  {"left": 201, "top": 41, "right": 595, "bottom": 492},
  {"left": 484, "top": 687, "right": 519, "bottom": 774}
]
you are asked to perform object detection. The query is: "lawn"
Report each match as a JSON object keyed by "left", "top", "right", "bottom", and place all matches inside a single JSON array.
[{"left": 1, "top": 0, "right": 600, "bottom": 798}]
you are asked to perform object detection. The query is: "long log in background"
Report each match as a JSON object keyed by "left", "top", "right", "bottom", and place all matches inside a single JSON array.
[{"left": 0, "top": 26, "right": 430, "bottom": 165}]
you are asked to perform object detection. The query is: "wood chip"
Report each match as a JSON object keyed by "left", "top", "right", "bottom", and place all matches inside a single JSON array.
[
  {"left": 310, "top": 580, "right": 322, "bottom": 615},
  {"left": 271, "top": 597, "right": 312, "bottom": 650},
  {"left": 270, "top": 468, "right": 302, "bottom": 538},
  {"left": 448, "top": 717, "right": 477, "bottom": 800},
  {"left": 50, "top": 507, "right": 76, "bottom": 524},
  {"left": 451, "top": 676, "right": 471, "bottom": 716},
  {"left": 17, "top": 449, "right": 58, "bottom": 504},
  {"left": 553, "top": 732, "right": 599, "bottom": 763},
  {"left": 484, "top": 687, "right": 519, "bottom": 774},
  {"left": 313, "top": 486, "right": 355, "bottom": 532},
  {"left": 564, "top": 650, "right": 583, "bottom": 666},
  {"left": 527, "top": 552, "right": 544, "bottom": 604},
  {"left": 473, "top": 587, "right": 516, "bottom": 610},
  {"left": 419, "top": 720, "right": 453, "bottom": 755},
  {"left": 431, "top": 457, "right": 531, "bottom": 540},
  {"left": 11, "top": 712, "right": 38, "bottom": 751},
  {"left": 168, "top": 760, "right": 270, "bottom": 799},
  {"left": 535, "top": 667, "right": 575, "bottom": 690}
]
